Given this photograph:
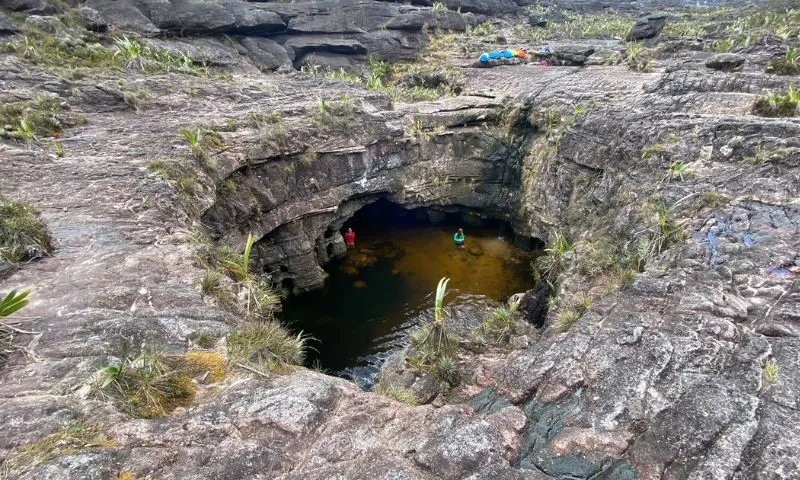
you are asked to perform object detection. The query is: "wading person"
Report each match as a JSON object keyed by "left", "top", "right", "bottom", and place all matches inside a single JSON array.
[
  {"left": 453, "top": 228, "right": 465, "bottom": 248},
  {"left": 344, "top": 227, "right": 356, "bottom": 247}
]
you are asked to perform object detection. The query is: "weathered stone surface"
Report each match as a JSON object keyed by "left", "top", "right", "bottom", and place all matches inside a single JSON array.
[
  {"left": 2, "top": 4, "right": 800, "bottom": 478},
  {"left": 3, "top": 0, "right": 47, "bottom": 14},
  {"left": 706, "top": 52, "right": 746, "bottom": 71},
  {"left": 83, "top": 0, "right": 160, "bottom": 34},
  {"left": 553, "top": 44, "right": 595, "bottom": 65},
  {"left": 78, "top": 7, "right": 109, "bottom": 33},
  {"left": 0, "top": 10, "right": 20, "bottom": 34},
  {"left": 24, "top": 15, "right": 61, "bottom": 33},
  {"left": 283, "top": 36, "right": 368, "bottom": 58},
  {"left": 240, "top": 36, "right": 293, "bottom": 71}
]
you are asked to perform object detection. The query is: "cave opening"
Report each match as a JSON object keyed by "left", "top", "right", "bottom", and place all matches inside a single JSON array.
[{"left": 280, "top": 198, "right": 542, "bottom": 388}]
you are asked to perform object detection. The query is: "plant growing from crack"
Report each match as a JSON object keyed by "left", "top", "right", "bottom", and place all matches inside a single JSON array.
[{"left": 409, "top": 277, "right": 459, "bottom": 384}]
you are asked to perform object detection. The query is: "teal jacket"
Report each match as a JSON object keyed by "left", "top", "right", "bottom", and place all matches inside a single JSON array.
[{"left": 453, "top": 232, "right": 465, "bottom": 244}]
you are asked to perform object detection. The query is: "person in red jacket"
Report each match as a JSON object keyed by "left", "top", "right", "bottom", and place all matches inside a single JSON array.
[{"left": 343, "top": 227, "right": 356, "bottom": 247}]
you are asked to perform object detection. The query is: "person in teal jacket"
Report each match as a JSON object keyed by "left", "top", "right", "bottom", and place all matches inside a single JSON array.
[{"left": 453, "top": 228, "right": 465, "bottom": 247}]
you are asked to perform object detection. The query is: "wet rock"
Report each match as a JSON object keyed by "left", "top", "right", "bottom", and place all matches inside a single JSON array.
[
  {"left": 626, "top": 12, "right": 667, "bottom": 41},
  {"left": 706, "top": 53, "right": 746, "bottom": 71},
  {"left": 468, "top": 245, "right": 484, "bottom": 256},
  {"left": 353, "top": 280, "right": 366, "bottom": 288}
]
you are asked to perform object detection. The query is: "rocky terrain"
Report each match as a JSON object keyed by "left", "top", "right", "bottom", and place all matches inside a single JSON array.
[{"left": 1, "top": 0, "right": 799, "bottom": 478}]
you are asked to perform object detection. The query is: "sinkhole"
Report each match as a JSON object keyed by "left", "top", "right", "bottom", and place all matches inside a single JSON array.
[{"left": 279, "top": 199, "right": 542, "bottom": 388}]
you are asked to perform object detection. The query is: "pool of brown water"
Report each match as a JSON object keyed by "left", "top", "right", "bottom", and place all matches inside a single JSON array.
[{"left": 280, "top": 221, "right": 536, "bottom": 387}]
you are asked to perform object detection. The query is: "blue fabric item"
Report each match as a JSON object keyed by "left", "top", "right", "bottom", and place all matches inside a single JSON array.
[
  {"left": 489, "top": 51, "right": 502, "bottom": 59},
  {"left": 741, "top": 233, "right": 753, "bottom": 248},
  {"left": 479, "top": 53, "right": 490, "bottom": 63},
  {"left": 768, "top": 266, "right": 793, "bottom": 278},
  {"left": 502, "top": 49, "right": 514, "bottom": 58}
]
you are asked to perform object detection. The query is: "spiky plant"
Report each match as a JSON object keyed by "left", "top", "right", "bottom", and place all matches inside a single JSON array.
[
  {"left": 410, "top": 277, "right": 458, "bottom": 377},
  {"left": 113, "top": 35, "right": 150, "bottom": 71}
]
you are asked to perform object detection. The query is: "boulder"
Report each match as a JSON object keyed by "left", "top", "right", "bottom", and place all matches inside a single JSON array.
[
  {"left": 83, "top": 0, "right": 160, "bottom": 34},
  {"left": 0, "top": 11, "right": 21, "bottom": 34},
  {"left": 240, "top": 37, "right": 293, "bottom": 71},
  {"left": 386, "top": 9, "right": 466, "bottom": 32},
  {"left": 284, "top": 36, "right": 367, "bottom": 58},
  {"left": 626, "top": 12, "right": 667, "bottom": 41},
  {"left": 554, "top": 45, "right": 595, "bottom": 65},
  {"left": 24, "top": 15, "right": 62, "bottom": 33},
  {"left": 295, "top": 52, "right": 366, "bottom": 72},
  {"left": 2, "top": 0, "right": 47, "bottom": 14},
  {"left": 220, "top": 1, "right": 285, "bottom": 35},
  {"left": 142, "top": 0, "right": 237, "bottom": 33},
  {"left": 443, "top": 0, "right": 519, "bottom": 15},
  {"left": 706, "top": 53, "right": 746, "bottom": 71},
  {"left": 78, "top": 7, "right": 108, "bottom": 33},
  {"left": 358, "top": 29, "right": 427, "bottom": 61},
  {"left": 146, "top": 37, "right": 242, "bottom": 67}
]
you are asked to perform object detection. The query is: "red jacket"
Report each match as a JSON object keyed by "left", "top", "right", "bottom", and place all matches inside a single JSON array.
[{"left": 344, "top": 230, "right": 356, "bottom": 246}]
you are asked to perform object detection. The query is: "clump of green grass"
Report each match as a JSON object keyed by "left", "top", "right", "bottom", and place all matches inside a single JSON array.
[
  {"left": 533, "top": 230, "right": 574, "bottom": 283},
  {"left": 0, "top": 420, "right": 116, "bottom": 479},
  {"left": 766, "top": 46, "right": 800, "bottom": 75},
  {"left": 0, "top": 197, "right": 54, "bottom": 263},
  {"left": 248, "top": 110, "right": 291, "bottom": 151},
  {"left": 553, "top": 291, "right": 592, "bottom": 333},
  {"left": 752, "top": 86, "right": 799, "bottom": 117},
  {"left": 375, "top": 382, "right": 418, "bottom": 405},
  {"left": 625, "top": 41, "right": 653, "bottom": 72},
  {"left": 226, "top": 321, "right": 307, "bottom": 374},
  {"left": 553, "top": 307, "right": 581, "bottom": 333},
  {"left": 763, "top": 358, "right": 779, "bottom": 386},
  {"left": 1, "top": 290, "right": 30, "bottom": 366},
  {"left": 146, "top": 158, "right": 200, "bottom": 213},
  {"left": 0, "top": 94, "right": 70, "bottom": 141},
  {"left": 1, "top": 28, "right": 118, "bottom": 70},
  {"left": 180, "top": 125, "right": 223, "bottom": 165},
  {"left": 478, "top": 299, "right": 521, "bottom": 345},
  {"left": 189, "top": 330, "right": 217, "bottom": 349},
  {"left": 697, "top": 190, "right": 730, "bottom": 211},
  {"left": 93, "top": 344, "right": 195, "bottom": 418},
  {"left": 247, "top": 110, "right": 284, "bottom": 129},
  {"left": 636, "top": 198, "right": 686, "bottom": 264}
]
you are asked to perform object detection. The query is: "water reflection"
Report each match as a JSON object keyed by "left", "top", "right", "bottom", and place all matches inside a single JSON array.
[{"left": 280, "top": 225, "right": 535, "bottom": 388}]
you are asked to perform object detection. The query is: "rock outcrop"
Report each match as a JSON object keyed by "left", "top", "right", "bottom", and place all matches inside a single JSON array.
[
  {"left": 76, "top": 0, "right": 470, "bottom": 69},
  {"left": 1, "top": 1, "right": 800, "bottom": 479}
]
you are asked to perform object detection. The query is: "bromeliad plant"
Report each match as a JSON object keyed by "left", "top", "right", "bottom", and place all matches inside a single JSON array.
[
  {"left": 409, "top": 277, "right": 459, "bottom": 383},
  {"left": 220, "top": 233, "right": 281, "bottom": 321}
]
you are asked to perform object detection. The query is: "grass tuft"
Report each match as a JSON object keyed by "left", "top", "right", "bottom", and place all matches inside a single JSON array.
[
  {"left": 0, "top": 421, "right": 116, "bottom": 479},
  {"left": 763, "top": 358, "right": 779, "bottom": 386},
  {"left": 226, "top": 321, "right": 307, "bottom": 374},
  {"left": 752, "top": 86, "right": 799, "bottom": 117},
  {"left": 375, "top": 383, "right": 418, "bottom": 405},
  {"left": 93, "top": 344, "right": 195, "bottom": 418},
  {"left": 0, "top": 197, "right": 54, "bottom": 263}
]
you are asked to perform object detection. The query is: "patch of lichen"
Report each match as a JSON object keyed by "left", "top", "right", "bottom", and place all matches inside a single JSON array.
[{"left": 0, "top": 421, "right": 116, "bottom": 479}]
